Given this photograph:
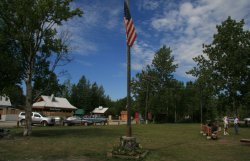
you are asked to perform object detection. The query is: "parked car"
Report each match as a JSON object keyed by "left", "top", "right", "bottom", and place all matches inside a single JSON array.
[
  {"left": 18, "top": 112, "right": 55, "bottom": 126},
  {"left": 53, "top": 116, "right": 63, "bottom": 125},
  {"left": 63, "top": 116, "right": 92, "bottom": 126},
  {"left": 82, "top": 115, "right": 108, "bottom": 125}
]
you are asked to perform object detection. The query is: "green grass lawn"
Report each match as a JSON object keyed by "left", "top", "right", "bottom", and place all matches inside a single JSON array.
[{"left": 0, "top": 124, "right": 250, "bottom": 161}]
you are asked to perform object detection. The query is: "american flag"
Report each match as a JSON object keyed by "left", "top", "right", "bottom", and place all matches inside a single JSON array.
[{"left": 124, "top": 1, "right": 137, "bottom": 47}]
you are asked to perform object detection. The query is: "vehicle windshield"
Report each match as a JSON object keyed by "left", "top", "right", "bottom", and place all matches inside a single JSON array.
[{"left": 40, "top": 113, "right": 47, "bottom": 117}]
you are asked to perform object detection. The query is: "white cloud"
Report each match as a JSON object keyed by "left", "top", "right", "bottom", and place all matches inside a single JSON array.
[
  {"left": 75, "top": 59, "right": 93, "bottom": 67},
  {"left": 140, "top": 0, "right": 161, "bottom": 10},
  {"left": 61, "top": 0, "right": 250, "bottom": 82},
  {"left": 131, "top": 41, "right": 155, "bottom": 71},
  {"left": 147, "top": 0, "right": 250, "bottom": 80},
  {"left": 60, "top": 1, "right": 122, "bottom": 56},
  {"left": 58, "top": 22, "right": 98, "bottom": 56},
  {"left": 106, "top": 8, "right": 121, "bottom": 30},
  {"left": 151, "top": 10, "right": 181, "bottom": 31}
]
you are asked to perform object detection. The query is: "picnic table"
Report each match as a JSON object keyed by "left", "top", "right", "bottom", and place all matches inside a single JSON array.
[
  {"left": 201, "top": 124, "right": 220, "bottom": 140},
  {"left": 240, "top": 139, "right": 250, "bottom": 143}
]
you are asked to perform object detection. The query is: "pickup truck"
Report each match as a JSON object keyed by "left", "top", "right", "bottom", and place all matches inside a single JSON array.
[{"left": 18, "top": 112, "right": 55, "bottom": 126}]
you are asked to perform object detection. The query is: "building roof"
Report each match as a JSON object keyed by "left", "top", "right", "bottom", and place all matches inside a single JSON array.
[
  {"left": 0, "top": 95, "right": 12, "bottom": 107},
  {"left": 92, "top": 106, "right": 108, "bottom": 114},
  {"left": 33, "top": 95, "right": 77, "bottom": 110}
]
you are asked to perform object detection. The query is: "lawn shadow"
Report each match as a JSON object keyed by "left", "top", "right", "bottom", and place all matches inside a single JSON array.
[{"left": 14, "top": 126, "right": 124, "bottom": 139}]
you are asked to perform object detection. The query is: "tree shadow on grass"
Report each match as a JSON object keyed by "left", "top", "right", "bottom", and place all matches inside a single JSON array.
[{"left": 15, "top": 126, "right": 124, "bottom": 139}]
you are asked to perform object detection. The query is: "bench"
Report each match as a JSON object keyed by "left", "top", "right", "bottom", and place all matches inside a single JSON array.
[
  {"left": 201, "top": 124, "right": 219, "bottom": 140},
  {"left": 240, "top": 139, "right": 250, "bottom": 143}
]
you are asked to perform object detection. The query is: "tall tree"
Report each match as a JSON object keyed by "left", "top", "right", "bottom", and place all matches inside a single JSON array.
[
  {"left": 0, "top": 0, "right": 82, "bottom": 136},
  {"left": 108, "top": 97, "right": 127, "bottom": 117},
  {"left": 0, "top": 18, "right": 23, "bottom": 92},
  {"left": 69, "top": 76, "right": 110, "bottom": 115},
  {"left": 151, "top": 45, "right": 178, "bottom": 91},
  {"left": 181, "top": 81, "right": 200, "bottom": 122},
  {"left": 132, "top": 68, "right": 155, "bottom": 121},
  {"left": 60, "top": 79, "right": 72, "bottom": 99},
  {"left": 2, "top": 85, "right": 25, "bottom": 107},
  {"left": 33, "top": 55, "right": 62, "bottom": 99},
  {"left": 149, "top": 46, "right": 178, "bottom": 122},
  {"left": 132, "top": 45, "right": 178, "bottom": 122},
  {"left": 70, "top": 76, "right": 92, "bottom": 113},
  {"left": 91, "top": 82, "right": 106, "bottom": 110},
  {"left": 188, "top": 17, "right": 250, "bottom": 115}
]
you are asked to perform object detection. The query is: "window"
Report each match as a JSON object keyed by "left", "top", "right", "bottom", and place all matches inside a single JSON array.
[{"left": 34, "top": 114, "right": 41, "bottom": 118}]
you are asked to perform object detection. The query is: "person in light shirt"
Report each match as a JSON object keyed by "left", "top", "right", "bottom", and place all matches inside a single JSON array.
[{"left": 223, "top": 116, "right": 229, "bottom": 135}]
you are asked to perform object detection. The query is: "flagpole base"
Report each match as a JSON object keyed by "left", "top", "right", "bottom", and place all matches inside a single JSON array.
[
  {"left": 108, "top": 135, "right": 148, "bottom": 159},
  {"left": 126, "top": 125, "right": 132, "bottom": 137}
]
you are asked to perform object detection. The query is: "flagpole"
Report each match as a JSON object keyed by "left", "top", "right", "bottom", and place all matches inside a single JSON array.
[
  {"left": 126, "top": 0, "right": 132, "bottom": 137},
  {"left": 127, "top": 45, "right": 132, "bottom": 137}
]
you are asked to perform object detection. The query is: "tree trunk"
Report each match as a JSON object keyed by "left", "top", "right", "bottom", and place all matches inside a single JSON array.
[{"left": 23, "top": 65, "right": 33, "bottom": 136}]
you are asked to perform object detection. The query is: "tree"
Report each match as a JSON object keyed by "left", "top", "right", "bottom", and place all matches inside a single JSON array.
[
  {"left": 2, "top": 85, "right": 25, "bottom": 107},
  {"left": 90, "top": 82, "right": 107, "bottom": 111},
  {"left": 132, "top": 67, "right": 157, "bottom": 122},
  {"left": 0, "top": 0, "right": 83, "bottom": 136},
  {"left": 60, "top": 79, "right": 72, "bottom": 99},
  {"left": 188, "top": 17, "right": 250, "bottom": 115},
  {"left": 149, "top": 46, "right": 178, "bottom": 122},
  {"left": 181, "top": 81, "right": 200, "bottom": 122},
  {"left": 0, "top": 18, "right": 23, "bottom": 92},
  {"left": 108, "top": 97, "right": 127, "bottom": 117},
  {"left": 70, "top": 76, "right": 92, "bottom": 113},
  {"left": 132, "top": 45, "right": 178, "bottom": 122},
  {"left": 151, "top": 46, "right": 178, "bottom": 91},
  {"left": 69, "top": 76, "right": 111, "bottom": 115},
  {"left": 33, "top": 56, "right": 63, "bottom": 99}
]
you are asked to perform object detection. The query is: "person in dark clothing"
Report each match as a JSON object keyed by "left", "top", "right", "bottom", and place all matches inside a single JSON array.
[{"left": 211, "top": 122, "right": 219, "bottom": 139}]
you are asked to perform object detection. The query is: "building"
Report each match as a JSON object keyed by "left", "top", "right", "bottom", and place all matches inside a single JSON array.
[
  {"left": 32, "top": 95, "right": 77, "bottom": 117},
  {"left": 120, "top": 111, "right": 128, "bottom": 121},
  {"left": 0, "top": 95, "right": 19, "bottom": 121},
  {"left": 92, "top": 106, "right": 108, "bottom": 116}
]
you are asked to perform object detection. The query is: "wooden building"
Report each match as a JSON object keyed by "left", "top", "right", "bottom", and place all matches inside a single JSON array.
[
  {"left": 0, "top": 95, "right": 19, "bottom": 121},
  {"left": 32, "top": 95, "right": 77, "bottom": 117},
  {"left": 120, "top": 111, "right": 128, "bottom": 121}
]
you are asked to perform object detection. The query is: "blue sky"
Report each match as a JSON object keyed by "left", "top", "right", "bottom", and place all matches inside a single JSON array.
[{"left": 55, "top": 0, "right": 250, "bottom": 100}]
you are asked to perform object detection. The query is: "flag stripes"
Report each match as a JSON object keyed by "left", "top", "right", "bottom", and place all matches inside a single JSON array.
[{"left": 124, "top": 1, "right": 137, "bottom": 47}]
